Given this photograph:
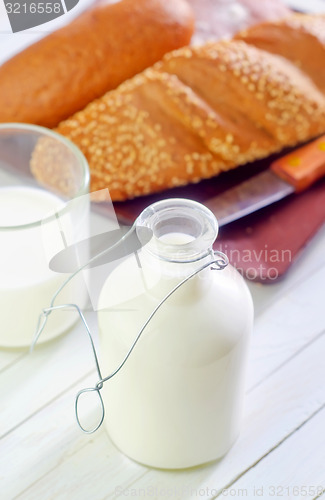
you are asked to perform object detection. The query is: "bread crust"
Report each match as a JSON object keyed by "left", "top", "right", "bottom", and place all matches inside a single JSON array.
[
  {"left": 234, "top": 14, "right": 325, "bottom": 94},
  {"left": 0, "top": 0, "right": 194, "bottom": 128},
  {"left": 51, "top": 34, "right": 325, "bottom": 201}
]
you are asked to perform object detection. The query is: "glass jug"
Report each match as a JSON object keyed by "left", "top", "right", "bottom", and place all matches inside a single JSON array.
[{"left": 98, "top": 198, "right": 253, "bottom": 469}]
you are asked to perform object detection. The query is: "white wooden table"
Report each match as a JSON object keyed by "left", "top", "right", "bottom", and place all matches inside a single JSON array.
[
  {"left": 1, "top": 205, "right": 325, "bottom": 500},
  {"left": 1, "top": 1, "right": 325, "bottom": 498}
]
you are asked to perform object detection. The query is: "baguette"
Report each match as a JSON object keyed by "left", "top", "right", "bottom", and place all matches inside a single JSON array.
[
  {"left": 32, "top": 14, "right": 325, "bottom": 201},
  {"left": 0, "top": 0, "right": 194, "bottom": 128},
  {"left": 234, "top": 14, "right": 325, "bottom": 93},
  {"left": 31, "top": 14, "right": 325, "bottom": 201}
]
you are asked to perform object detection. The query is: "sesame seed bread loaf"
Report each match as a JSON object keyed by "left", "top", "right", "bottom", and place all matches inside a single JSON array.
[
  {"left": 0, "top": 0, "right": 194, "bottom": 128},
  {"left": 234, "top": 14, "right": 325, "bottom": 94},
  {"left": 48, "top": 14, "right": 325, "bottom": 201}
]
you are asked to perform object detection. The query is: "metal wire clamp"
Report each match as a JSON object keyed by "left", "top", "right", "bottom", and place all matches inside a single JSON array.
[{"left": 31, "top": 226, "right": 229, "bottom": 434}]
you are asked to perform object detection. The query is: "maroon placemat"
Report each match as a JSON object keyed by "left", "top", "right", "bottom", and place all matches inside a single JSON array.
[{"left": 213, "top": 178, "right": 325, "bottom": 283}]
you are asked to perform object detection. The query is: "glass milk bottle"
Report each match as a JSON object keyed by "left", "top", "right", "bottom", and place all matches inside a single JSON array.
[{"left": 98, "top": 199, "right": 253, "bottom": 469}]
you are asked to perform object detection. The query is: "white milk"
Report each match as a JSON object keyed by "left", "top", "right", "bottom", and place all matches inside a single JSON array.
[
  {"left": 98, "top": 199, "right": 253, "bottom": 469},
  {"left": 0, "top": 186, "right": 86, "bottom": 348}
]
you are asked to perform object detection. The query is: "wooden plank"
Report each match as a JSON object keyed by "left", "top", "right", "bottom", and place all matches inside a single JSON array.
[
  {"left": 224, "top": 405, "right": 325, "bottom": 499},
  {"left": 1, "top": 374, "right": 146, "bottom": 500},
  {"left": 7, "top": 330, "right": 325, "bottom": 500},
  {"left": 247, "top": 224, "right": 325, "bottom": 317},
  {"left": 0, "top": 231, "right": 325, "bottom": 420},
  {"left": 2, "top": 260, "right": 324, "bottom": 441},
  {"left": 100, "top": 332, "right": 325, "bottom": 500},
  {"left": 246, "top": 264, "right": 325, "bottom": 390},
  {"left": 0, "top": 350, "right": 26, "bottom": 373},
  {"left": 0, "top": 233, "right": 324, "bottom": 479},
  {"left": 0, "top": 311, "right": 99, "bottom": 438},
  {"left": 1, "top": 222, "right": 324, "bottom": 498}
]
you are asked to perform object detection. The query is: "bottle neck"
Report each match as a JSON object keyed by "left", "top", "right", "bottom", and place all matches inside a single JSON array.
[
  {"left": 135, "top": 198, "right": 219, "bottom": 287},
  {"left": 136, "top": 198, "right": 218, "bottom": 265}
]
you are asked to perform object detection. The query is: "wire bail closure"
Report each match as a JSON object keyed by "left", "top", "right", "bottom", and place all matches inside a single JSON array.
[{"left": 32, "top": 222, "right": 229, "bottom": 434}]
